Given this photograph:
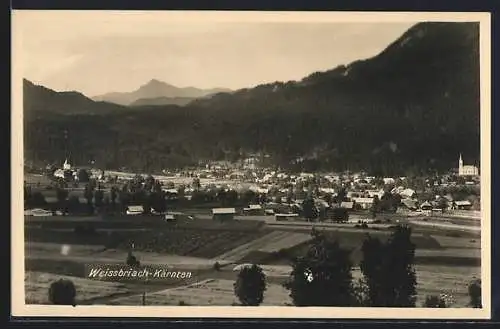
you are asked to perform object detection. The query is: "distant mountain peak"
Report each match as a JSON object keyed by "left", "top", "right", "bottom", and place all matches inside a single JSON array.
[{"left": 92, "top": 79, "right": 231, "bottom": 106}]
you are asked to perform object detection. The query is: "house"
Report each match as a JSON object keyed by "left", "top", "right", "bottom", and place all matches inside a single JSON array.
[
  {"left": 265, "top": 209, "right": 275, "bottom": 216},
  {"left": 383, "top": 177, "right": 395, "bottom": 185},
  {"left": 243, "top": 204, "right": 265, "bottom": 215},
  {"left": 340, "top": 201, "right": 354, "bottom": 210},
  {"left": 453, "top": 200, "right": 473, "bottom": 210},
  {"left": 212, "top": 208, "right": 236, "bottom": 221},
  {"left": 401, "top": 199, "right": 418, "bottom": 211},
  {"left": 400, "top": 188, "right": 416, "bottom": 199},
  {"left": 352, "top": 198, "right": 374, "bottom": 210},
  {"left": 275, "top": 213, "right": 299, "bottom": 221},
  {"left": 126, "top": 205, "right": 144, "bottom": 215},
  {"left": 420, "top": 201, "right": 433, "bottom": 215}
]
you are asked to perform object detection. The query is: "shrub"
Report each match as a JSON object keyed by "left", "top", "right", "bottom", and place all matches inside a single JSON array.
[
  {"left": 213, "top": 262, "right": 221, "bottom": 271},
  {"left": 234, "top": 264, "right": 267, "bottom": 306},
  {"left": 126, "top": 252, "right": 141, "bottom": 267},
  {"left": 423, "top": 295, "right": 447, "bottom": 308},
  {"left": 48, "top": 279, "right": 76, "bottom": 305},
  {"left": 178, "top": 300, "right": 188, "bottom": 306},
  {"left": 468, "top": 278, "right": 481, "bottom": 308}
]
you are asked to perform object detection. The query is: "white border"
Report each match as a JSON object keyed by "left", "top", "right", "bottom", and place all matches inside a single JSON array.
[{"left": 11, "top": 10, "right": 492, "bottom": 319}]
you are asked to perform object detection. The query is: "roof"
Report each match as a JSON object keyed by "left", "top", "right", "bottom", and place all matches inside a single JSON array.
[
  {"left": 127, "top": 205, "right": 144, "bottom": 212},
  {"left": 455, "top": 200, "right": 472, "bottom": 206},
  {"left": 275, "top": 213, "right": 299, "bottom": 217},
  {"left": 248, "top": 204, "right": 262, "bottom": 210},
  {"left": 353, "top": 198, "right": 374, "bottom": 204},
  {"left": 420, "top": 201, "right": 432, "bottom": 208},
  {"left": 402, "top": 199, "right": 418, "bottom": 208},
  {"left": 340, "top": 201, "right": 354, "bottom": 209},
  {"left": 212, "top": 208, "right": 236, "bottom": 214}
]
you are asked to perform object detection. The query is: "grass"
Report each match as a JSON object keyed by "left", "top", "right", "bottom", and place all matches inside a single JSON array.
[
  {"left": 107, "top": 279, "right": 290, "bottom": 306},
  {"left": 25, "top": 271, "right": 129, "bottom": 304}
]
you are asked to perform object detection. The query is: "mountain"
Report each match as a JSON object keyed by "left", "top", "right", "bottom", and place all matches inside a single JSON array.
[
  {"left": 92, "top": 79, "right": 232, "bottom": 106},
  {"left": 23, "top": 79, "right": 125, "bottom": 116},
  {"left": 23, "top": 22, "right": 480, "bottom": 174},
  {"left": 130, "top": 96, "right": 195, "bottom": 107}
]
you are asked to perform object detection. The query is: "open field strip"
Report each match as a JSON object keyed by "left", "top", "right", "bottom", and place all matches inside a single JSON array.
[
  {"left": 257, "top": 232, "right": 312, "bottom": 253},
  {"left": 26, "top": 242, "right": 222, "bottom": 269},
  {"left": 25, "top": 271, "right": 130, "bottom": 304},
  {"left": 432, "top": 236, "right": 481, "bottom": 249},
  {"left": 213, "top": 231, "right": 288, "bottom": 262},
  {"left": 108, "top": 278, "right": 291, "bottom": 306},
  {"left": 408, "top": 220, "right": 481, "bottom": 232}
]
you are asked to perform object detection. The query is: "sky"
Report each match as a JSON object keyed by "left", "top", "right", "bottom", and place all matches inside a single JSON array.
[{"left": 14, "top": 11, "right": 419, "bottom": 97}]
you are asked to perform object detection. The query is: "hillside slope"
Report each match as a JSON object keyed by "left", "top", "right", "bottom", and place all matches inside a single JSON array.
[{"left": 23, "top": 22, "right": 480, "bottom": 174}]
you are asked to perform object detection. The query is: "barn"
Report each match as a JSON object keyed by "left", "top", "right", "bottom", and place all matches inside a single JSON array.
[{"left": 212, "top": 208, "right": 236, "bottom": 221}]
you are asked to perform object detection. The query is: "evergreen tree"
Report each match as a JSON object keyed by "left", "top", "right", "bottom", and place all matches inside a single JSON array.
[
  {"left": 284, "top": 231, "right": 355, "bottom": 306},
  {"left": 233, "top": 264, "right": 267, "bottom": 306},
  {"left": 360, "top": 225, "right": 417, "bottom": 307}
]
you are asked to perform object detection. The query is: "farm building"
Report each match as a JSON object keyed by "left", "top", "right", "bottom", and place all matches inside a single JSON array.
[
  {"left": 275, "top": 213, "right": 299, "bottom": 221},
  {"left": 420, "top": 201, "right": 432, "bottom": 210},
  {"left": 243, "top": 204, "right": 265, "bottom": 215},
  {"left": 452, "top": 200, "right": 473, "bottom": 210},
  {"left": 126, "top": 205, "right": 144, "bottom": 215},
  {"left": 352, "top": 197, "right": 373, "bottom": 210},
  {"left": 401, "top": 199, "right": 419, "bottom": 211},
  {"left": 212, "top": 208, "right": 236, "bottom": 221},
  {"left": 340, "top": 201, "right": 354, "bottom": 210}
]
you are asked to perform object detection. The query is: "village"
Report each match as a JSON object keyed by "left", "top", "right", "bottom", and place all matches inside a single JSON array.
[{"left": 24, "top": 153, "right": 481, "bottom": 223}]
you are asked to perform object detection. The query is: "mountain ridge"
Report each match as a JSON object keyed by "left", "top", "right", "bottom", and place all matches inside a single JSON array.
[
  {"left": 23, "top": 22, "right": 480, "bottom": 174},
  {"left": 92, "top": 79, "right": 232, "bottom": 106}
]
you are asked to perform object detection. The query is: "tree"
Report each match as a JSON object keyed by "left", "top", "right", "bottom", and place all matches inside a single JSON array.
[
  {"left": 126, "top": 251, "right": 141, "bottom": 267},
  {"left": 192, "top": 177, "right": 201, "bottom": 191},
  {"left": 335, "top": 187, "right": 347, "bottom": 203},
  {"left": 94, "top": 189, "right": 104, "bottom": 209},
  {"left": 331, "top": 207, "right": 349, "bottom": 223},
  {"left": 226, "top": 189, "right": 239, "bottom": 206},
  {"left": 151, "top": 191, "right": 167, "bottom": 214},
  {"left": 233, "top": 264, "right": 267, "bottom": 306},
  {"left": 48, "top": 279, "right": 76, "bottom": 305},
  {"left": 302, "top": 197, "right": 318, "bottom": 222},
  {"left": 77, "top": 169, "right": 90, "bottom": 183},
  {"left": 284, "top": 231, "right": 355, "bottom": 306},
  {"left": 468, "top": 278, "right": 481, "bottom": 308},
  {"left": 371, "top": 195, "right": 380, "bottom": 218},
  {"left": 360, "top": 225, "right": 417, "bottom": 307},
  {"left": 55, "top": 187, "right": 69, "bottom": 215},
  {"left": 423, "top": 295, "right": 447, "bottom": 308},
  {"left": 83, "top": 184, "right": 93, "bottom": 205}
]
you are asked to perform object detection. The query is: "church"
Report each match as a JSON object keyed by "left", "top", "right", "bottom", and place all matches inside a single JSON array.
[{"left": 458, "top": 154, "right": 479, "bottom": 176}]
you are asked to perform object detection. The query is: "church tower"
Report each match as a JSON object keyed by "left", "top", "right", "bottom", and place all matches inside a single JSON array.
[{"left": 458, "top": 153, "right": 463, "bottom": 175}]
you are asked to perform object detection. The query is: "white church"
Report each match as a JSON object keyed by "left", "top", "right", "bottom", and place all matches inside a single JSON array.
[{"left": 458, "top": 154, "right": 479, "bottom": 176}]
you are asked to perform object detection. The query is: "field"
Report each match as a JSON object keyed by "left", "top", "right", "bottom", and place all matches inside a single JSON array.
[
  {"left": 106, "top": 263, "right": 479, "bottom": 307},
  {"left": 108, "top": 279, "right": 291, "bottom": 306},
  {"left": 23, "top": 203, "right": 482, "bottom": 307},
  {"left": 25, "top": 271, "right": 130, "bottom": 304}
]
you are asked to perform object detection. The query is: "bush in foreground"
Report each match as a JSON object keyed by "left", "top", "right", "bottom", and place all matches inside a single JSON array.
[
  {"left": 284, "top": 231, "right": 355, "bottom": 306},
  {"left": 423, "top": 295, "right": 447, "bottom": 308},
  {"left": 468, "top": 278, "right": 482, "bottom": 308},
  {"left": 234, "top": 264, "right": 267, "bottom": 306},
  {"left": 48, "top": 279, "right": 76, "bottom": 305}
]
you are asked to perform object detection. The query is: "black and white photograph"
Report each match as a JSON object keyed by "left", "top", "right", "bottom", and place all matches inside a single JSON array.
[{"left": 11, "top": 11, "right": 491, "bottom": 318}]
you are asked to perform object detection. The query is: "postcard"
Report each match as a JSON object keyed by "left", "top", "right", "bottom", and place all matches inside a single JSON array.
[{"left": 11, "top": 10, "right": 491, "bottom": 319}]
